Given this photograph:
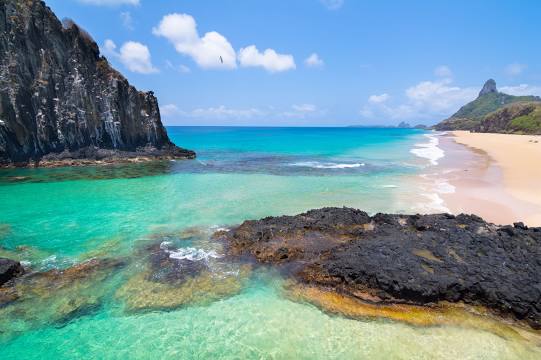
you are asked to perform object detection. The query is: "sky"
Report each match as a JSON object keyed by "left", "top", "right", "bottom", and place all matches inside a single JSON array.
[{"left": 46, "top": 0, "right": 541, "bottom": 126}]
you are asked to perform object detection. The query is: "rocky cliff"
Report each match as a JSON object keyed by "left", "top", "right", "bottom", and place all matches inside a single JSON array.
[
  {"left": 434, "top": 79, "right": 541, "bottom": 132},
  {"left": 0, "top": 0, "right": 194, "bottom": 167}
]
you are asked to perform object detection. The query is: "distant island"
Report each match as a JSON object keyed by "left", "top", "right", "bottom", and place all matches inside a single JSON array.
[
  {"left": 0, "top": 0, "right": 194, "bottom": 167},
  {"left": 434, "top": 79, "right": 541, "bottom": 134},
  {"left": 349, "top": 122, "right": 427, "bottom": 129}
]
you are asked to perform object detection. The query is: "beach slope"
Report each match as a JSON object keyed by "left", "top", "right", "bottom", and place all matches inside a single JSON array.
[{"left": 451, "top": 131, "right": 541, "bottom": 226}]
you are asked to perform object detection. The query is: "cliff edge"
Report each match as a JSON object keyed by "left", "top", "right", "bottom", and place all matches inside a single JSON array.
[{"left": 0, "top": 0, "right": 195, "bottom": 167}]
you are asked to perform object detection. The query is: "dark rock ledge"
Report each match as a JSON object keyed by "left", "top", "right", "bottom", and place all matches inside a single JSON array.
[
  {"left": 2, "top": 145, "right": 195, "bottom": 169},
  {"left": 221, "top": 207, "right": 541, "bottom": 329}
]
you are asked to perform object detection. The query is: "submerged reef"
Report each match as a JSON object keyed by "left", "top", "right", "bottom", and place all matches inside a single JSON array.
[
  {"left": 116, "top": 240, "right": 250, "bottom": 312},
  {"left": 0, "top": 228, "right": 250, "bottom": 338},
  {"left": 221, "top": 207, "right": 541, "bottom": 330},
  {"left": 0, "top": 258, "right": 125, "bottom": 336}
]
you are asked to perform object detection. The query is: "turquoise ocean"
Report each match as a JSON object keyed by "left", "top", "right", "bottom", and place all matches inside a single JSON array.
[{"left": 0, "top": 127, "right": 539, "bottom": 359}]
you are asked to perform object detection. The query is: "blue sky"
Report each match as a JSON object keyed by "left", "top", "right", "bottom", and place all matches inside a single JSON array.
[{"left": 47, "top": 0, "right": 541, "bottom": 126}]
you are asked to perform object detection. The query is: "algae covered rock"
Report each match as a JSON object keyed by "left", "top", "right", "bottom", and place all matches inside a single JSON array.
[{"left": 116, "top": 241, "right": 250, "bottom": 312}]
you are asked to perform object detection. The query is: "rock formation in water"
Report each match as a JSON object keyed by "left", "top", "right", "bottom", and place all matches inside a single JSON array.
[
  {"left": 0, "top": 0, "right": 195, "bottom": 167},
  {"left": 221, "top": 207, "right": 541, "bottom": 329},
  {"left": 434, "top": 79, "right": 541, "bottom": 133},
  {"left": 0, "top": 258, "right": 24, "bottom": 286}
]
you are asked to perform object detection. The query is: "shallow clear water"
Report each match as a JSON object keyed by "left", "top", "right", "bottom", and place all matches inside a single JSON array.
[{"left": 0, "top": 127, "right": 539, "bottom": 359}]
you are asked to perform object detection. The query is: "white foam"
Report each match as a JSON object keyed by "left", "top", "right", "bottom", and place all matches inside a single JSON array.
[
  {"left": 290, "top": 161, "right": 365, "bottom": 169},
  {"left": 435, "top": 180, "right": 456, "bottom": 194},
  {"left": 420, "top": 192, "right": 450, "bottom": 213},
  {"left": 415, "top": 170, "right": 456, "bottom": 213},
  {"left": 160, "top": 241, "right": 222, "bottom": 261},
  {"left": 213, "top": 227, "right": 230, "bottom": 232},
  {"left": 410, "top": 133, "right": 445, "bottom": 166},
  {"left": 159, "top": 241, "right": 173, "bottom": 250},
  {"left": 381, "top": 184, "right": 398, "bottom": 188},
  {"left": 168, "top": 247, "right": 221, "bottom": 261}
]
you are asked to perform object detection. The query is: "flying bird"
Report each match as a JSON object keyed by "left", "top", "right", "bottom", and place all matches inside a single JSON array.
[{"left": 219, "top": 56, "right": 223, "bottom": 64}]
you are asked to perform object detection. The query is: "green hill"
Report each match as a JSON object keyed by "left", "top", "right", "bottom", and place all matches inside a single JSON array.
[
  {"left": 433, "top": 79, "right": 541, "bottom": 132},
  {"left": 477, "top": 102, "right": 541, "bottom": 135}
]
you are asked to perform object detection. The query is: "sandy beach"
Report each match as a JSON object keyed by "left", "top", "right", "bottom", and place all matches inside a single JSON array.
[{"left": 439, "top": 131, "right": 541, "bottom": 226}]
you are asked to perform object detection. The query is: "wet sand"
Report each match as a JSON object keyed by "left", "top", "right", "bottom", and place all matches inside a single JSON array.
[{"left": 437, "top": 131, "right": 541, "bottom": 226}]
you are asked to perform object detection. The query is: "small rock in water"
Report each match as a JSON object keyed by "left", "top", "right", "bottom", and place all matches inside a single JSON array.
[{"left": 0, "top": 258, "right": 24, "bottom": 286}]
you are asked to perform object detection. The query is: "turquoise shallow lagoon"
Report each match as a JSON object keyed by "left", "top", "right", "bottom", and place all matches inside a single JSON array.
[{"left": 0, "top": 127, "right": 540, "bottom": 359}]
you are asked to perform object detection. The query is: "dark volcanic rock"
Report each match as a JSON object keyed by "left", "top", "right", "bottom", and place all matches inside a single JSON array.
[
  {"left": 0, "top": 258, "right": 24, "bottom": 286},
  {"left": 145, "top": 242, "right": 207, "bottom": 284},
  {"left": 0, "top": 0, "right": 194, "bottom": 167},
  {"left": 223, "top": 207, "right": 541, "bottom": 329}
]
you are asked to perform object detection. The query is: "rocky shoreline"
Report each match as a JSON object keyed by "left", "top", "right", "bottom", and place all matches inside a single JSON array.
[
  {"left": 220, "top": 207, "right": 541, "bottom": 330},
  {"left": 0, "top": 145, "right": 195, "bottom": 168},
  {"left": 2, "top": 207, "right": 540, "bottom": 337}
]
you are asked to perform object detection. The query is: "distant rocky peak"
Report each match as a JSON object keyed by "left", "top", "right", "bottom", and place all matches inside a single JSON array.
[{"left": 479, "top": 79, "right": 498, "bottom": 97}]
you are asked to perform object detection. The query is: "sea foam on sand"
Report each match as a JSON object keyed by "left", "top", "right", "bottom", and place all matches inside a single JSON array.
[
  {"left": 411, "top": 133, "right": 445, "bottom": 166},
  {"left": 290, "top": 161, "right": 365, "bottom": 169}
]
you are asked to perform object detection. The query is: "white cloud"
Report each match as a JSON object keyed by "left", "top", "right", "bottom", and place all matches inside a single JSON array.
[
  {"left": 368, "top": 93, "right": 389, "bottom": 104},
  {"left": 359, "top": 107, "right": 373, "bottom": 118},
  {"left": 500, "top": 84, "right": 541, "bottom": 97},
  {"left": 238, "top": 45, "right": 295, "bottom": 73},
  {"left": 103, "top": 39, "right": 158, "bottom": 74},
  {"left": 78, "top": 0, "right": 139, "bottom": 5},
  {"left": 120, "top": 11, "right": 133, "bottom": 30},
  {"left": 361, "top": 79, "right": 478, "bottom": 121},
  {"left": 405, "top": 79, "right": 477, "bottom": 113},
  {"left": 434, "top": 65, "right": 452, "bottom": 78},
  {"left": 178, "top": 64, "right": 191, "bottom": 73},
  {"left": 161, "top": 103, "right": 324, "bottom": 122},
  {"left": 320, "top": 0, "right": 344, "bottom": 10},
  {"left": 161, "top": 104, "right": 182, "bottom": 116},
  {"left": 153, "top": 13, "right": 236, "bottom": 69},
  {"left": 293, "top": 104, "right": 317, "bottom": 112},
  {"left": 165, "top": 60, "right": 191, "bottom": 74},
  {"left": 191, "top": 106, "right": 265, "bottom": 119},
  {"left": 283, "top": 104, "right": 324, "bottom": 118},
  {"left": 505, "top": 63, "right": 527, "bottom": 76},
  {"left": 104, "top": 39, "right": 117, "bottom": 53},
  {"left": 305, "top": 53, "right": 324, "bottom": 68}
]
